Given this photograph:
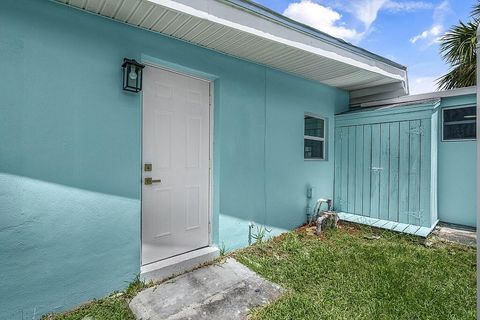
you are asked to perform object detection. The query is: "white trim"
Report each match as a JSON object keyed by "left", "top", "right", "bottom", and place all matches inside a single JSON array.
[
  {"left": 361, "top": 86, "right": 477, "bottom": 108},
  {"left": 140, "top": 61, "right": 215, "bottom": 267},
  {"left": 142, "top": 61, "right": 212, "bottom": 83},
  {"left": 441, "top": 104, "right": 477, "bottom": 142},
  {"left": 304, "top": 136, "right": 325, "bottom": 142},
  {"left": 140, "top": 79, "right": 145, "bottom": 268},
  {"left": 208, "top": 81, "right": 215, "bottom": 246}
]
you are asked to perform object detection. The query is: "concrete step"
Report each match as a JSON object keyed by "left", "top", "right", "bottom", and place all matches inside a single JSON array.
[
  {"left": 131, "top": 258, "right": 283, "bottom": 320},
  {"left": 140, "top": 247, "right": 220, "bottom": 283}
]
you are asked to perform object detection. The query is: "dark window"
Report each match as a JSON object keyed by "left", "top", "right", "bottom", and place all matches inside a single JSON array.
[
  {"left": 304, "top": 115, "right": 326, "bottom": 160},
  {"left": 443, "top": 106, "right": 476, "bottom": 141}
]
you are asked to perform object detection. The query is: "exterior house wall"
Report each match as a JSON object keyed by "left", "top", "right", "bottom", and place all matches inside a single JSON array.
[
  {"left": 0, "top": 0, "right": 348, "bottom": 318},
  {"left": 437, "top": 94, "right": 477, "bottom": 227}
]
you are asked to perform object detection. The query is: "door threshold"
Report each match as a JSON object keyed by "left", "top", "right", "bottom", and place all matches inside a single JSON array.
[{"left": 140, "top": 246, "right": 219, "bottom": 283}]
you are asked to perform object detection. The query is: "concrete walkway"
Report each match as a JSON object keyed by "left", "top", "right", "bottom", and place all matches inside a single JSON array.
[
  {"left": 432, "top": 223, "right": 476, "bottom": 246},
  {"left": 129, "top": 258, "right": 283, "bottom": 320}
]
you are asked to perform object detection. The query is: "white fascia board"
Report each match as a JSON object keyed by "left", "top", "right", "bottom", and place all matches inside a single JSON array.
[
  {"left": 360, "top": 86, "right": 477, "bottom": 108},
  {"left": 146, "top": 0, "right": 407, "bottom": 83}
]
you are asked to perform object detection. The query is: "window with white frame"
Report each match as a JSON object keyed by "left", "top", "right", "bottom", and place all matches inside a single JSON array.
[
  {"left": 304, "top": 114, "right": 326, "bottom": 160},
  {"left": 442, "top": 105, "right": 476, "bottom": 141}
]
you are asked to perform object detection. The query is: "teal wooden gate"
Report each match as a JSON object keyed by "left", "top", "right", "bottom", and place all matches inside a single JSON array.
[{"left": 334, "top": 101, "right": 439, "bottom": 230}]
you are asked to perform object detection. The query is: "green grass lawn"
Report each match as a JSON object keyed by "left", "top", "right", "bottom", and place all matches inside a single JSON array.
[
  {"left": 235, "top": 222, "right": 477, "bottom": 320},
  {"left": 45, "top": 222, "right": 476, "bottom": 320},
  {"left": 42, "top": 278, "right": 146, "bottom": 320}
]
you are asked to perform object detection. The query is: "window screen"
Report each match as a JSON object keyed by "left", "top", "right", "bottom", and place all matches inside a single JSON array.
[
  {"left": 304, "top": 115, "right": 326, "bottom": 160},
  {"left": 443, "top": 106, "right": 476, "bottom": 141}
]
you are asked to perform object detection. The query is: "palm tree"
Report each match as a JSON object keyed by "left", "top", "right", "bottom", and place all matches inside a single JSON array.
[{"left": 437, "top": 3, "right": 479, "bottom": 90}]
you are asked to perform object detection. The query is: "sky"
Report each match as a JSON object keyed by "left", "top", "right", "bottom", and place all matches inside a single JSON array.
[{"left": 253, "top": 0, "right": 476, "bottom": 94}]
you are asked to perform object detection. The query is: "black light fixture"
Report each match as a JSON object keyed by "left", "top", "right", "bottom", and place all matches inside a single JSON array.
[{"left": 122, "top": 58, "right": 145, "bottom": 93}]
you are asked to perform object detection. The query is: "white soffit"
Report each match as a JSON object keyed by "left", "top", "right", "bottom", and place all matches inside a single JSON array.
[{"left": 55, "top": 0, "right": 408, "bottom": 94}]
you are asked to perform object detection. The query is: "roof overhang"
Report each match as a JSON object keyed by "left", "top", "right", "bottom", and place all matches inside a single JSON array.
[
  {"left": 359, "top": 86, "right": 476, "bottom": 108},
  {"left": 55, "top": 0, "right": 409, "bottom": 102},
  {"left": 336, "top": 98, "right": 440, "bottom": 127}
]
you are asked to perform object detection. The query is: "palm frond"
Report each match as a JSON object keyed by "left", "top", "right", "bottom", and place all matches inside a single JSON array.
[
  {"left": 471, "top": 1, "right": 480, "bottom": 18},
  {"left": 437, "top": 63, "right": 477, "bottom": 90},
  {"left": 439, "top": 20, "right": 477, "bottom": 65},
  {"left": 437, "top": 3, "right": 479, "bottom": 90}
]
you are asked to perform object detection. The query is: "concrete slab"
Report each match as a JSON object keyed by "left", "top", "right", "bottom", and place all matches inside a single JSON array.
[
  {"left": 129, "top": 258, "right": 283, "bottom": 320},
  {"left": 432, "top": 223, "right": 476, "bottom": 246},
  {"left": 140, "top": 247, "right": 220, "bottom": 283}
]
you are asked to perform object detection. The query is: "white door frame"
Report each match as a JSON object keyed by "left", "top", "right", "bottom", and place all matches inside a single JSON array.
[{"left": 140, "top": 61, "right": 214, "bottom": 266}]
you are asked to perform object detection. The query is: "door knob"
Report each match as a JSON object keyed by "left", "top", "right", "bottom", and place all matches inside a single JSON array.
[{"left": 144, "top": 177, "right": 161, "bottom": 185}]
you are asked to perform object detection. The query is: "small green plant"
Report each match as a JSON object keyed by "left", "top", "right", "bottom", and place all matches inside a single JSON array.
[
  {"left": 219, "top": 241, "right": 228, "bottom": 256},
  {"left": 251, "top": 225, "right": 272, "bottom": 244},
  {"left": 124, "top": 275, "right": 148, "bottom": 299}
]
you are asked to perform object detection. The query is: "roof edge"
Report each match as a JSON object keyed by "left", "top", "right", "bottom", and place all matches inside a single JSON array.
[
  {"left": 336, "top": 99, "right": 441, "bottom": 122},
  {"left": 221, "top": 0, "right": 407, "bottom": 71},
  {"left": 360, "top": 86, "right": 476, "bottom": 108}
]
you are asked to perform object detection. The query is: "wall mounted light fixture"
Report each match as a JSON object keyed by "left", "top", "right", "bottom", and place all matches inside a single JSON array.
[{"left": 122, "top": 58, "right": 145, "bottom": 93}]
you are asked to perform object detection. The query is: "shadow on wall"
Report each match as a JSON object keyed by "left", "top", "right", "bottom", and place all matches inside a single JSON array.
[
  {"left": 0, "top": 1, "right": 142, "bottom": 201},
  {"left": 0, "top": 173, "right": 140, "bottom": 320},
  {"left": 0, "top": 0, "right": 348, "bottom": 253},
  {"left": 0, "top": 0, "right": 348, "bottom": 317},
  {"left": 218, "top": 183, "right": 333, "bottom": 252}
]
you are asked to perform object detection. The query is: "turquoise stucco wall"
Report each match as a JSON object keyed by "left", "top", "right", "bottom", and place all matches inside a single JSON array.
[
  {"left": 0, "top": 0, "right": 348, "bottom": 318},
  {"left": 437, "top": 94, "right": 477, "bottom": 227},
  {"left": 264, "top": 70, "right": 346, "bottom": 231}
]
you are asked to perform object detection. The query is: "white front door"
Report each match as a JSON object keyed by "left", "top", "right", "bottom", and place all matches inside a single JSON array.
[{"left": 142, "top": 65, "right": 210, "bottom": 266}]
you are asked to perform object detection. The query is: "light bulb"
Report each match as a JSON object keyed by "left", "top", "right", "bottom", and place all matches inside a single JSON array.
[{"left": 129, "top": 68, "right": 138, "bottom": 80}]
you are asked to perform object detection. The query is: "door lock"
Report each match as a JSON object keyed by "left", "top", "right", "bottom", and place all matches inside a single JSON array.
[
  {"left": 144, "top": 177, "right": 162, "bottom": 185},
  {"left": 144, "top": 163, "right": 152, "bottom": 172}
]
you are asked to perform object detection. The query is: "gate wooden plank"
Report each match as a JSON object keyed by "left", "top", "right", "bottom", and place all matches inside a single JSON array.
[
  {"left": 408, "top": 120, "right": 421, "bottom": 226},
  {"left": 404, "top": 224, "right": 421, "bottom": 234},
  {"left": 340, "top": 127, "right": 349, "bottom": 212},
  {"left": 419, "top": 118, "right": 431, "bottom": 227},
  {"left": 379, "top": 123, "right": 390, "bottom": 220},
  {"left": 388, "top": 122, "right": 400, "bottom": 222},
  {"left": 393, "top": 222, "right": 409, "bottom": 232},
  {"left": 362, "top": 125, "right": 372, "bottom": 217},
  {"left": 370, "top": 124, "right": 381, "bottom": 219},
  {"left": 398, "top": 121, "right": 410, "bottom": 224},
  {"left": 415, "top": 226, "right": 433, "bottom": 237},
  {"left": 347, "top": 126, "right": 356, "bottom": 212},
  {"left": 354, "top": 126, "right": 364, "bottom": 215},
  {"left": 334, "top": 127, "right": 342, "bottom": 211}
]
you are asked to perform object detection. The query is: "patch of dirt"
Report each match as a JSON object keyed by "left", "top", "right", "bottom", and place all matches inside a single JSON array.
[{"left": 337, "top": 221, "right": 362, "bottom": 235}]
